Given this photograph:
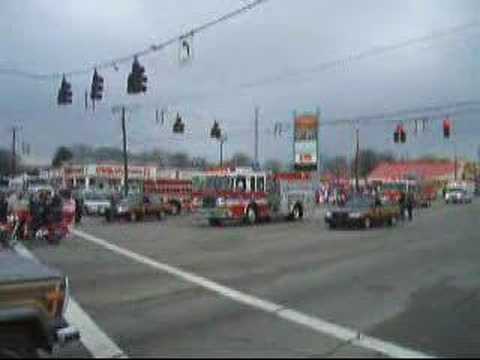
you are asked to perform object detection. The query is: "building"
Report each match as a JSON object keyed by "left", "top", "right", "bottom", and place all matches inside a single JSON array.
[{"left": 368, "top": 161, "right": 462, "bottom": 183}]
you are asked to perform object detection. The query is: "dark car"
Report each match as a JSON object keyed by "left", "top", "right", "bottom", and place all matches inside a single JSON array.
[
  {"left": 106, "top": 194, "right": 167, "bottom": 222},
  {"left": 325, "top": 196, "right": 401, "bottom": 229}
]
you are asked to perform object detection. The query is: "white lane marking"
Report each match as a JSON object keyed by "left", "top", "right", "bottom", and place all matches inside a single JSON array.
[
  {"left": 13, "top": 243, "right": 128, "bottom": 359},
  {"left": 73, "top": 229, "right": 434, "bottom": 358}
]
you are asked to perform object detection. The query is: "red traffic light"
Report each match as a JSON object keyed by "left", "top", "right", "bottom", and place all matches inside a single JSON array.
[{"left": 443, "top": 118, "right": 451, "bottom": 139}]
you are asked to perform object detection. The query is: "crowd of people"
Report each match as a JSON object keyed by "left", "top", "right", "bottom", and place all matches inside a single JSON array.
[{"left": 0, "top": 188, "right": 80, "bottom": 243}]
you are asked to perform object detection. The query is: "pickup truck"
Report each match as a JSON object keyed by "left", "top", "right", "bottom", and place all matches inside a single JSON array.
[{"left": 0, "top": 251, "right": 79, "bottom": 358}]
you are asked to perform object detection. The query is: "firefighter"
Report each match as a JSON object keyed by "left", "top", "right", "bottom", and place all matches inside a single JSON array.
[
  {"left": 406, "top": 191, "right": 415, "bottom": 221},
  {"left": 398, "top": 191, "right": 406, "bottom": 221},
  {"left": 0, "top": 192, "right": 7, "bottom": 224}
]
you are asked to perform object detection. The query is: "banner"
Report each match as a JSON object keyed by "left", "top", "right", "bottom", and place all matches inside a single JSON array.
[{"left": 294, "top": 113, "right": 319, "bottom": 171}]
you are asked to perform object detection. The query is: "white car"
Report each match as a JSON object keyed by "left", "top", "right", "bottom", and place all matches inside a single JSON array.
[
  {"left": 83, "top": 193, "right": 111, "bottom": 215},
  {"left": 445, "top": 188, "right": 473, "bottom": 204}
]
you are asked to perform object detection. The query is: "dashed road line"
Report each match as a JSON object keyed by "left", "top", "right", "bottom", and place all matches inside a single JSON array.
[
  {"left": 73, "top": 229, "right": 434, "bottom": 359},
  {"left": 13, "top": 243, "right": 128, "bottom": 359}
]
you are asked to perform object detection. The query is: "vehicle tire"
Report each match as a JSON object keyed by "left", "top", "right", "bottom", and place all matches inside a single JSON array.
[
  {"left": 328, "top": 223, "right": 336, "bottom": 230},
  {"left": 209, "top": 219, "right": 221, "bottom": 227},
  {"left": 170, "top": 202, "right": 181, "bottom": 216},
  {"left": 388, "top": 216, "right": 397, "bottom": 227},
  {"left": 245, "top": 206, "right": 257, "bottom": 225},
  {"left": 364, "top": 217, "right": 372, "bottom": 229},
  {"left": 129, "top": 212, "right": 137, "bottom": 222},
  {"left": 291, "top": 205, "right": 303, "bottom": 222}
]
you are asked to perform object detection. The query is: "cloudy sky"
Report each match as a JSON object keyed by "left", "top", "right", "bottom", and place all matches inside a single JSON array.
[{"left": 0, "top": 0, "right": 479, "bottom": 165}]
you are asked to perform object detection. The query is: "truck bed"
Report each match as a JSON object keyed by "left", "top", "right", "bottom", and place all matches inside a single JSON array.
[{"left": 0, "top": 251, "right": 62, "bottom": 286}]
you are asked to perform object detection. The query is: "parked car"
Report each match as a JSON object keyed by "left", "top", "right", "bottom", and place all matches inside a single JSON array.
[
  {"left": 105, "top": 194, "right": 166, "bottom": 222},
  {"left": 83, "top": 192, "right": 111, "bottom": 216},
  {"left": 0, "top": 251, "right": 79, "bottom": 358},
  {"left": 325, "top": 196, "right": 401, "bottom": 229},
  {"left": 445, "top": 188, "right": 473, "bottom": 204}
]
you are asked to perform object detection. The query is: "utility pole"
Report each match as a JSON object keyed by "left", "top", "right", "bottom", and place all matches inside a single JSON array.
[
  {"left": 121, "top": 106, "right": 129, "bottom": 197},
  {"left": 454, "top": 141, "right": 458, "bottom": 181},
  {"left": 354, "top": 126, "right": 360, "bottom": 193},
  {"left": 10, "top": 126, "right": 22, "bottom": 176},
  {"left": 254, "top": 106, "right": 259, "bottom": 168},
  {"left": 219, "top": 134, "right": 227, "bottom": 167}
]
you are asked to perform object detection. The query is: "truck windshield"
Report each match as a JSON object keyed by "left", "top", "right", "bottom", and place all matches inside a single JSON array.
[{"left": 205, "top": 177, "right": 233, "bottom": 191}]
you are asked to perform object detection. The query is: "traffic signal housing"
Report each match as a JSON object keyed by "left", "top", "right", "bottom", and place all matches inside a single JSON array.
[
  {"left": 400, "top": 127, "right": 406, "bottom": 143},
  {"left": 127, "top": 57, "right": 147, "bottom": 94},
  {"left": 394, "top": 125, "right": 406, "bottom": 144},
  {"left": 443, "top": 119, "right": 451, "bottom": 139},
  {"left": 210, "top": 121, "right": 221, "bottom": 139},
  {"left": 90, "top": 69, "right": 104, "bottom": 102},
  {"left": 173, "top": 113, "right": 185, "bottom": 134},
  {"left": 57, "top": 75, "right": 73, "bottom": 105}
]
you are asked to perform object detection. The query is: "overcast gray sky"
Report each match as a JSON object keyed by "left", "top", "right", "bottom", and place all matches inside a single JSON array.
[{"left": 0, "top": 0, "right": 479, "bottom": 165}]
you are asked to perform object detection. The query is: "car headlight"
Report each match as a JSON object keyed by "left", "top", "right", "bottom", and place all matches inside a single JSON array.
[
  {"left": 348, "top": 212, "right": 362, "bottom": 219},
  {"left": 216, "top": 197, "right": 226, "bottom": 207},
  {"left": 325, "top": 211, "right": 332, "bottom": 218}
]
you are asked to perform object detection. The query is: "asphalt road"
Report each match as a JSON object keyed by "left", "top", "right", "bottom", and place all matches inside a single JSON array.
[{"left": 31, "top": 201, "right": 480, "bottom": 358}]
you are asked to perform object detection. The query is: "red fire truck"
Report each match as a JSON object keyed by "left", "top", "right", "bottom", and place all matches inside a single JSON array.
[
  {"left": 198, "top": 167, "right": 316, "bottom": 226},
  {"left": 143, "top": 179, "right": 193, "bottom": 215}
]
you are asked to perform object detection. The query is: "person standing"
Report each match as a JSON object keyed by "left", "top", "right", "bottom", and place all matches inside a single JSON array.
[
  {"left": 406, "top": 191, "right": 415, "bottom": 221},
  {"left": 398, "top": 191, "right": 406, "bottom": 221}
]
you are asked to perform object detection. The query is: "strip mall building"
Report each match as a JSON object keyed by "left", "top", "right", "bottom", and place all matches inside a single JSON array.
[{"left": 48, "top": 164, "right": 201, "bottom": 192}]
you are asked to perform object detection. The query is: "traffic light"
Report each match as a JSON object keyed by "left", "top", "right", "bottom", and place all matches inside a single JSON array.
[
  {"left": 57, "top": 75, "right": 73, "bottom": 105},
  {"left": 443, "top": 118, "right": 451, "bottom": 139},
  {"left": 394, "top": 127, "right": 400, "bottom": 143},
  {"left": 173, "top": 113, "right": 185, "bottom": 134},
  {"left": 90, "top": 69, "right": 104, "bottom": 102},
  {"left": 210, "top": 121, "right": 221, "bottom": 139},
  {"left": 394, "top": 125, "right": 406, "bottom": 144},
  {"left": 400, "top": 127, "right": 406, "bottom": 143},
  {"left": 127, "top": 56, "right": 147, "bottom": 94}
]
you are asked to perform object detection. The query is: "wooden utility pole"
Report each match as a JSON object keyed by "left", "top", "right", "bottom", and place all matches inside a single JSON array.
[
  {"left": 121, "top": 106, "right": 129, "bottom": 197},
  {"left": 354, "top": 127, "right": 360, "bottom": 192}
]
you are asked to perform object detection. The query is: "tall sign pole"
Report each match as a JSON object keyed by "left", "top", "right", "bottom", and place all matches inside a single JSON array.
[
  {"left": 254, "top": 106, "right": 259, "bottom": 168},
  {"left": 354, "top": 126, "right": 360, "bottom": 192},
  {"left": 316, "top": 107, "right": 320, "bottom": 176}
]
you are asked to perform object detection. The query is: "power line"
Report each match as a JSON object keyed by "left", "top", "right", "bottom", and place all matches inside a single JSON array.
[
  {"left": 0, "top": 0, "right": 269, "bottom": 80},
  {"left": 238, "top": 20, "right": 480, "bottom": 89}
]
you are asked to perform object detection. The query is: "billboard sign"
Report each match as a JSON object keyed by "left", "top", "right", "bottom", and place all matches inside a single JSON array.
[{"left": 294, "top": 113, "right": 319, "bottom": 171}]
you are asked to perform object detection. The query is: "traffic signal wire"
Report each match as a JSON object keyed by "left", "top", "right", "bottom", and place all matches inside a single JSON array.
[{"left": 0, "top": 0, "right": 269, "bottom": 80}]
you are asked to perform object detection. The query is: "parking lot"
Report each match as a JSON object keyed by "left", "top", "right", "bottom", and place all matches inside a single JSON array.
[{"left": 30, "top": 202, "right": 480, "bottom": 358}]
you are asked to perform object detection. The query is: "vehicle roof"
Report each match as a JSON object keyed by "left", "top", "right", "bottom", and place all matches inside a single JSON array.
[{"left": 0, "top": 252, "right": 62, "bottom": 285}]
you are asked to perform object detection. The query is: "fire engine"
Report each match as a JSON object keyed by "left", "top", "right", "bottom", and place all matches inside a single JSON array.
[
  {"left": 199, "top": 167, "right": 316, "bottom": 226},
  {"left": 143, "top": 179, "right": 193, "bottom": 215}
]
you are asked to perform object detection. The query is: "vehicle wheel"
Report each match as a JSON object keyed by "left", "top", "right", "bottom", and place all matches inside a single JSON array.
[
  {"left": 209, "top": 219, "right": 221, "bottom": 226},
  {"left": 245, "top": 206, "right": 257, "bottom": 225},
  {"left": 328, "top": 223, "right": 336, "bottom": 230},
  {"left": 291, "top": 205, "right": 302, "bottom": 222},
  {"left": 364, "top": 217, "right": 371, "bottom": 229},
  {"left": 129, "top": 212, "right": 137, "bottom": 222},
  {"left": 388, "top": 216, "right": 397, "bottom": 227},
  {"left": 170, "top": 202, "right": 181, "bottom": 216}
]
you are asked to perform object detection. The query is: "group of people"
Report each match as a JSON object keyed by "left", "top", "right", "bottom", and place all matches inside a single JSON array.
[{"left": 0, "top": 188, "right": 79, "bottom": 242}]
